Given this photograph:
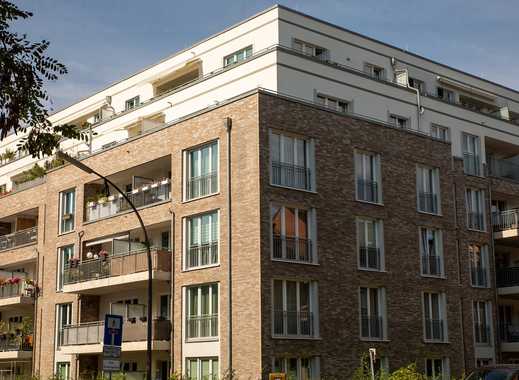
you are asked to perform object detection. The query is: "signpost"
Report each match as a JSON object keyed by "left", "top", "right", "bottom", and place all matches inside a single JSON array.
[{"left": 103, "top": 314, "right": 123, "bottom": 377}]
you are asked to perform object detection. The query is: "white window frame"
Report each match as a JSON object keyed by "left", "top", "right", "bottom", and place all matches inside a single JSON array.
[
  {"left": 293, "top": 39, "right": 329, "bottom": 61},
  {"left": 57, "top": 245, "right": 74, "bottom": 291},
  {"left": 315, "top": 93, "right": 350, "bottom": 113},
  {"left": 59, "top": 188, "right": 75, "bottom": 234},
  {"left": 223, "top": 45, "right": 252, "bottom": 67},
  {"left": 359, "top": 287, "right": 387, "bottom": 341},
  {"left": 419, "top": 227, "right": 444, "bottom": 277},
  {"left": 125, "top": 96, "right": 140, "bottom": 111},
  {"left": 183, "top": 210, "right": 220, "bottom": 270},
  {"left": 183, "top": 140, "right": 219, "bottom": 201},
  {"left": 422, "top": 292, "right": 448, "bottom": 342},
  {"left": 462, "top": 133, "right": 481, "bottom": 176},
  {"left": 466, "top": 188, "right": 486, "bottom": 231},
  {"left": 271, "top": 205, "right": 317, "bottom": 264},
  {"left": 272, "top": 356, "right": 321, "bottom": 380},
  {"left": 357, "top": 218, "right": 384, "bottom": 271},
  {"left": 272, "top": 279, "right": 319, "bottom": 338},
  {"left": 185, "top": 283, "right": 219, "bottom": 341},
  {"left": 416, "top": 165, "right": 441, "bottom": 215},
  {"left": 56, "top": 362, "right": 70, "bottom": 380},
  {"left": 430, "top": 124, "right": 450, "bottom": 142},
  {"left": 269, "top": 130, "right": 316, "bottom": 192},
  {"left": 469, "top": 244, "right": 489, "bottom": 288},
  {"left": 389, "top": 114, "right": 409, "bottom": 129},
  {"left": 185, "top": 357, "right": 219, "bottom": 380},
  {"left": 473, "top": 300, "right": 493, "bottom": 346},
  {"left": 355, "top": 150, "right": 382, "bottom": 204},
  {"left": 55, "top": 303, "right": 72, "bottom": 349},
  {"left": 425, "top": 358, "right": 450, "bottom": 380},
  {"left": 364, "top": 63, "right": 386, "bottom": 80},
  {"left": 437, "top": 86, "right": 455, "bottom": 103}
]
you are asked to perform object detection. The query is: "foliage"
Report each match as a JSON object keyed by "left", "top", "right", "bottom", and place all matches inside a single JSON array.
[
  {"left": 388, "top": 364, "right": 427, "bottom": 380},
  {"left": 13, "top": 163, "right": 45, "bottom": 184},
  {"left": 1, "top": 148, "right": 15, "bottom": 162},
  {"left": 352, "top": 354, "right": 388, "bottom": 380},
  {"left": 0, "top": 0, "right": 88, "bottom": 157}
]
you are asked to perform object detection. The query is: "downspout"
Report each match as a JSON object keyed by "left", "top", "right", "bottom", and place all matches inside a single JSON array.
[
  {"left": 225, "top": 117, "right": 233, "bottom": 374},
  {"left": 392, "top": 64, "right": 424, "bottom": 131}
]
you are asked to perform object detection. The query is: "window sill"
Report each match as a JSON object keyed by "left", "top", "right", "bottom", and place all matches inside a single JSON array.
[
  {"left": 57, "top": 229, "right": 76, "bottom": 237},
  {"left": 471, "top": 284, "right": 490, "bottom": 289},
  {"left": 186, "top": 337, "right": 219, "bottom": 343},
  {"left": 421, "top": 274, "right": 446, "bottom": 280},
  {"left": 355, "top": 199, "right": 384, "bottom": 207},
  {"left": 271, "top": 258, "right": 319, "bottom": 266},
  {"left": 271, "top": 335, "right": 321, "bottom": 340},
  {"left": 359, "top": 337, "right": 389, "bottom": 343},
  {"left": 467, "top": 227, "right": 487, "bottom": 233},
  {"left": 417, "top": 210, "right": 442, "bottom": 217},
  {"left": 423, "top": 339, "right": 450, "bottom": 344},
  {"left": 269, "top": 183, "right": 317, "bottom": 194},
  {"left": 183, "top": 263, "right": 220, "bottom": 272},
  {"left": 358, "top": 267, "right": 386, "bottom": 273},
  {"left": 183, "top": 191, "right": 220, "bottom": 204}
]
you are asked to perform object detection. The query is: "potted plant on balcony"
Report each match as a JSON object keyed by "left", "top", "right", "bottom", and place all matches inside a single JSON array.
[
  {"left": 99, "top": 249, "right": 109, "bottom": 262},
  {"left": 69, "top": 257, "right": 80, "bottom": 268}
]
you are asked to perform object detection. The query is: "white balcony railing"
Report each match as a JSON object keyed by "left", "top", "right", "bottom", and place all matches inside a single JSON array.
[
  {"left": 493, "top": 209, "right": 519, "bottom": 232},
  {"left": 0, "top": 227, "right": 38, "bottom": 252}
]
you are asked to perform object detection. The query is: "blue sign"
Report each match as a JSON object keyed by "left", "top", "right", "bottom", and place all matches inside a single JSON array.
[{"left": 103, "top": 314, "right": 123, "bottom": 347}]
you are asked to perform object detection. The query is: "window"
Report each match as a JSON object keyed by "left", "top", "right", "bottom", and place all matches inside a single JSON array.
[
  {"left": 474, "top": 301, "right": 492, "bottom": 345},
  {"left": 357, "top": 218, "right": 384, "bottom": 271},
  {"left": 185, "top": 141, "right": 219, "bottom": 200},
  {"left": 56, "top": 303, "right": 72, "bottom": 347},
  {"left": 271, "top": 205, "right": 316, "bottom": 264},
  {"left": 430, "top": 124, "right": 449, "bottom": 142},
  {"left": 121, "top": 362, "right": 138, "bottom": 372},
  {"left": 466, "top": 188, "right": 486, "bottom": 231},
  {"left": 186, "top": 357, "right": 218, "bottom": 380},
  {"left": 273, "top": 357, "right": 320, "bottom": 380},
  {"left": 270, "top": 131, "right": 315, "bottom": 191},
  {"left": 419, "top": 227, "right": 443, "bottom": 277},
  {"left": 425, "top": 358, "right": 449, "bottom": 380},
  {"left": 389, "top": 114, "right": 408, "bottom": 129},
  {"left": 161, "top": 231, "right": 171, "bottom": 250},
  {"left": 59, "top": 189, "right": 75, "bottom": 233},
  {"left": 93, "top": 111, "right": 101, "bottom": 123},
  {"left": 185, "top": 211, "right": 219, "bottom": 269},
  {"left": 0, "top": 184, "right": 6, "bottom": 194},
  {"left": 316, "top": 93, "right": 349, "bottom": 113},
  {"left": 409, "top": 77, "right": 426, "bottom": 95},
  {"left": 125, "top": 96, "right": 140, "bottom": 111},
  {"left": 355, "top": 151, "right": 382, "bottom": 204},
  {"left": 360, "top": 287, "right": 386, "bottom": 340},
  {"left": 57, "top": 245, "right": 74, "bottom": 291},
  {"left": 423, "top": 292, "right": 447, "bottom": 342},
  {"left": 56, "top": 362, "right": 70, "bottom": 380},
  {"left": 364, "top": 63, "right": 385, "bottom": 80},
  {"left": 469, "top": 245, "right": 489, "bottom": 288},
  {"left": 223, "top": 45, "right": 252, "bottom": 67},
  {"left": 462, "top": 133, "right": 481, "bottom": 176},
  {"left": 293, "top": 39, "right": 329, "bottom": 61},
  {"left": 160, "top": 294, "right": 170, "bottom": 319},
  {"left": 416, "top": 166, "right": 440, "bottom": 214},
  {"left": 437, "top": 87, "right": 455, "bottom": 103},
  {"left": 273, "top": 280, "right": 318, "bottom": 338},
  {"left": 186, "top": 284, "right": 218, "bottom": 340}
]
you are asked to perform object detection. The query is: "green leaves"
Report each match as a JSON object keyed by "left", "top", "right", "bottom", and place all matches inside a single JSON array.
[{"left": 0, "top": 0, "right": 86, "bottom": 157}]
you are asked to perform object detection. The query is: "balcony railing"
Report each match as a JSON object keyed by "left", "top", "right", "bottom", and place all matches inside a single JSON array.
[
  {"left": 359, "top": 247, "right": 380, "bottom": 270},
  {"left": 63, "top": 248, "right": 171, "bottom": 285},
  {"left": 273, "top": 235, "right": 312, "bottom": 263},
  {"left": 421, "top": 255, "right": 442, "bottom": 276},
  {"left": 418, "top": 192, "right": 439, "bottom": 214},
  {"left": 85, "top": 179, "right": 170, "bottom": 222},
  {"left": 500, "top": 324, "right": 519, "bottom": 343},
  {"left": 356, "top": 179, "right": 379, "bottom": 203},
  {"left": 493, "top": 209, "right": 519, "bottom": 232},
  {"left": 273, "top": 310, "right": 314, "bottom": 337},
  {"left": 0, "top": 282, "right": 35, "bottom": 299},
  {"left": 471, "top": 267, "right": 488, "bottom": 287},
  {"left": 361, "top": 316, "right": 383, "bottom": 340},
  {"left": 467, "top": 212, "right": 485, "bottom": 231},
  {"left": 487, "top": 157, "right": 519, "bottom": 182},
  {"left": 186, "top": 171, "right": 218, "bottom": 200},
  {"left": 187, "top": 242, "right": 218, "bottom": 269},
  {"left": 271, "top": 161, "right": 311, "bottom": 191},
  {"left": 0, "top": 227, "right": 38, "bottom": 252},
  {"left": 425, "top": 319, "right": 445, "bottom": 341},
  {"left": 463, "top": 153, "right": 481, "bottom": 176},
  {"left": 497, "top": 267, "right": 519, "bottom": 288},
  {"left": 0, "top": 338, "right": 32, "bottom": 352},
  {"left": 186, "top": 314, "right": 218, "bottom": 340},
  {"left": 474, "top": 323, "right": 492, "bottom": 345},
  {"left": 59, "top": 319, "right": 171, "bottom": 346}
]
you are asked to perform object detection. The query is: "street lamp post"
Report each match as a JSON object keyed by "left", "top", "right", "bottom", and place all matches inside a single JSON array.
[{"left": 57, "top": 151, "right": 153, "bottom": 380}]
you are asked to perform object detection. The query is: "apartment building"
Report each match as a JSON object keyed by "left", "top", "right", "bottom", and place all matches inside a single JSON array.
[{"left": 0, "top": 4, "right": 518, "bottom": 379}]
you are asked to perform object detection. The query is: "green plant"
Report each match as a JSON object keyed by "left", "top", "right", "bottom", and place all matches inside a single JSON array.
[
  {"left": 388, "top": 364, "right": 426, "bottom": 380},
  {"left": 170, "top": 372, "right": 185, "bottom": 380},
  {"left": 14, "top": 163, "right": 46, "bottom": 184},
  {"left": 2, "top": 149, "right": 16, "bottom": 162}
]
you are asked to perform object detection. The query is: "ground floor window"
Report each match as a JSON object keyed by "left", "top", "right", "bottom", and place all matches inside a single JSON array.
[
  {"left": 476, "top": 358, "right": 493, "bottom": 368},
  {"left": 425, "top": 358, "right": 449, "bottom": 379},
  {"left": 56, "top": 362, "right": 70, "bottom": 380},
  {"left": 272, "top": 357, "right": 320, "bottom": 380},
  {"left": 186, "top": 357, "right": 218, "bottom": 380}
]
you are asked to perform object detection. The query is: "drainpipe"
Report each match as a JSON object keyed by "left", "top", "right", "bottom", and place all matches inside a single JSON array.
[
  {"left": 225, "top": 117, "right": 233, "bottom": 375},
  {"left": 393, "top": 66, "right": 424, "bottom": 131}
]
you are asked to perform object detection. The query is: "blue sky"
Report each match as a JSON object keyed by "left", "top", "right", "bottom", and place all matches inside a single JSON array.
[{"left": 13, "top": 0, "right": 519, "bottom": 111}]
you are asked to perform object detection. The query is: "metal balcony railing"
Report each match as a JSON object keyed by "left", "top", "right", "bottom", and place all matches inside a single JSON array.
[
  {"left": 421, "top": 255, "right": 442, "bottom": 276},
  {"left": 0, "top": 339, "right": 32, "bottom": 352},
  {"left": 85, "top": 179, "right": 171, "bottom": 222},
  {"left": 487, "top": 157, "right": 519, "bottom": 182},
  {"left": 493, "top": 209, "right": 519, "bottom": 232},
  {"left": 497, "top": 267, "right": 519, "bottom": 288},
  {"left": 186, "top": 172, "right": 218, "bottom": 200},
  {"left": 418, "top": 192, "right": 439, "bottom": 214},
  {"left": 59, "top": 319, "right": 171, "bottom": 346},
  {"left": 425, "top": 319, "right": 445, "bottom": 341},
  {"left": 359, "top": 247, "right": 380, "bottom": 270},
  {"left": 0, "top": 227, "right": 38, "bottom": 252},
  {"left": 474, "top": 323, "right": 492, "bottom": 345},
  {"left": 273, "top": 310, "right": 314, "bottom": 337},
  {"left": 361, "top": 316, "right": 383, "bottom": 340},
  {"left": 187, "top": 242, "right": 218, "bottom": 269},
  {"left": 356, "top": 179, "right": 379, "bottom": 203},
  {"left": 272, "top": 235, "right": 312, "bottom": 263},
  {"left": 500, "top": 324, "right": 519, "bottom": 343},
  {"left": 0, "top": 282, "right": 34, "bottom": 299},
  {"left": 63, "top": 248, "right": 171, "bottom": 285},
  {"left": 463, "top": 153, "right": 481, "bottom": 176},
  {"left": 467, "top": 212, "right": 485, "bottom": 231},
  {"left": 186, "top": 314, "right": 218, "bottom": 340},
  {"left": 471, "top": 267, "right": 488, "bottom": 287},
  {"left": 271, "top": 161, "right": 311, "bottom": 191}
]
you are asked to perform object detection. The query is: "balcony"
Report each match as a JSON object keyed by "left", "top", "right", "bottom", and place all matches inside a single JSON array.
[
  {"left": 186, "top": 314, "right": 218, "bottom": 341},
  {"left": 424, "top": 319, "right": 445, "bottom": 342},
  {"left": 273, "top": 310, "right": 314, "bottom": 338},
  {"left": 500, "top": 324, "right": 519, "bottom": 352},
  {"left": 271, "top": 161, "right": 311, "bottom": 191},
  {"left": 59, "top": 318, "right": 170, "bottom": 354},
  {"left": 85, "top": 179, "right": 170, "bottom": 222},
  {"left": 0, "top": 280, "right": 36, "bottom": 307},
  {"left": 0, "top": 338, "right": 32, "bottom": 360},
  {"left": 62, "top": 248, "right": 171, "bottom": 294},
  {"left": 497, "top": 267, "right": 519, "bottom": 295},
  {"left": 421, "top": 255, "right": 442, "bottom": 277},
  {"left": 493, "top": 210, "right": 519, "bottom": 239},
  {"left": 0, "top": 227, "right": 37, "bottom": 253},
  {"left": 361, "top": 316, "right": 384, "bottom": 340},
  {"left": 273, "top": 235, "right": 313, "bottom": 264}
]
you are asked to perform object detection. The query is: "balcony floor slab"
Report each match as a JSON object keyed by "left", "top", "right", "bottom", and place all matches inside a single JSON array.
[
  {"left": 0, "top": 351, "right": 32, "bottom": 360},
  {"left": 60, "top": 340, "right": 169, "bottom": 355}
]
